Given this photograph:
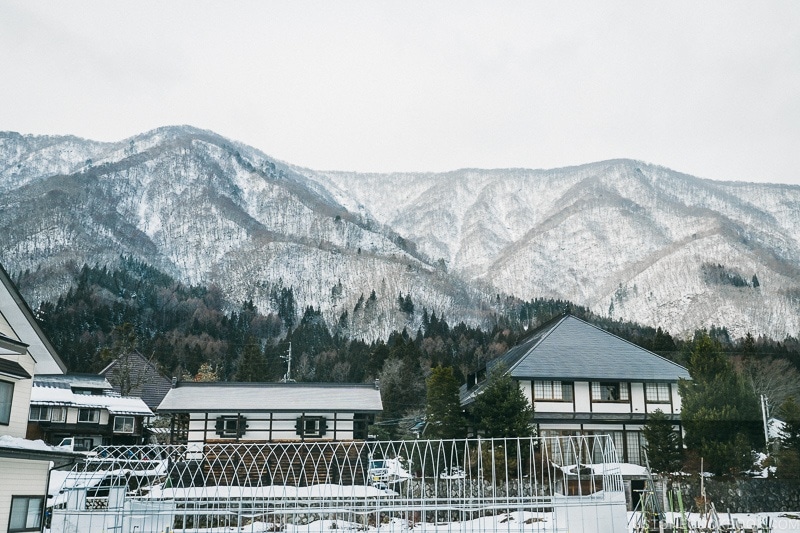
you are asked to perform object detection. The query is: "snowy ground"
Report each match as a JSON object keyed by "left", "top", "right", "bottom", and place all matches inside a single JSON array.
[{"left": 158, "top": 511, "right": 800, "bottom": 532}]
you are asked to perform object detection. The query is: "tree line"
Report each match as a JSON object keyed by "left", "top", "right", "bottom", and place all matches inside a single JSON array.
[{"left": 24, "top": 260, "right": 800, "bottom": 475}]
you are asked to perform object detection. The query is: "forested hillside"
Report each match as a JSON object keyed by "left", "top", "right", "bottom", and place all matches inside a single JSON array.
[{"left": 18, "top": 259, "right": 800, "bottom": 434}]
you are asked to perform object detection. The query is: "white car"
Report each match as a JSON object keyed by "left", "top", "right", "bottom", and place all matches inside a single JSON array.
[{"left": 368, "top": 457, "right": 412, "bottom": 487}]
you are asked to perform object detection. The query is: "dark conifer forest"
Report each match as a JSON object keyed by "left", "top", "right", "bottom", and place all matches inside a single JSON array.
[{"left": 18, "top": 259, "right": 800, "bottom": 430}]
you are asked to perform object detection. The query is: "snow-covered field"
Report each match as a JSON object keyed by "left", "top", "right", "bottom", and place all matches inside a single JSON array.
[{"left": 147, "top": 511, "right": 800, "bottom": 532}]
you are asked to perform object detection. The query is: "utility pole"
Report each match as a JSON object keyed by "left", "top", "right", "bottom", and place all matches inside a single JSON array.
[
  {"left": 280, "top": 342, "right": 295, "bottom": 383},
  {"left": 761, "top": 394, "right": 770, "bottom": 447}
]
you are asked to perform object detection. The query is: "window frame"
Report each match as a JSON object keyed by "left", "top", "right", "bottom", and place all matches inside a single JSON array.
[
  {"left": 645, "top": 382, "right": 671, "bottom": 403},
  {"left": 49, "top": 406, "right": 66, "bottom": 423},
  {"left": 78, "top": 408, "right": 100, "bottom": 423},
  {"left": 113, "top": 415, "right": 135, "bottom": 434},
  {"left": 0, "top": 380, "right": 14, "bottom": 426},
  {"left": 296, "top": 415, "right": 327, "bottom": 438},
  {"left": 215, "top": 415, "right": 246, "bottom": 439},
  {"left": 28, "top": 406, "right": 50, "bottom": 422},
  {"left": 533, "top": 380, "right": 574, "bottom": 402},
  {"left": 8, "top": 495, "right": 44, "bottom": 532},
  {"left": 591, "top": 381, "right": 630, "bottom": 402}
]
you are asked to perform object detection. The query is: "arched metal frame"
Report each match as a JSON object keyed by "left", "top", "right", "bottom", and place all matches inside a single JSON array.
[{"left": 49, "top": 435, "right": 627, "bottom": 532}]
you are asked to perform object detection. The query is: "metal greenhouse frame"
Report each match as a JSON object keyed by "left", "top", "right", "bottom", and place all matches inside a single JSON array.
[{"left": 48, "top": 435, "right": 628, "bottom": 532}]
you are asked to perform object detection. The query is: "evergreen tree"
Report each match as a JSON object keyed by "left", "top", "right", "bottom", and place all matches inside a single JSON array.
[
  {"left": 776, "top": 398, "right": 800, "bottom": 479},
  {"left": 425, "top": 366, "right": 465, "bottom": 439},
  {"left": 236, "top": 336, "right": 268, "bottom": 382},
  {"left": 679, "top": 332, "right": 761, "bottom": 475},
  {"left": 471, "top": 364, "right": 533, "bottom": 438},
  {"left": 779, "top": 397, "right": 800, "bottom": 454},
  {"left": 642, "top": 409, "right": 682, "bottom": 473}
]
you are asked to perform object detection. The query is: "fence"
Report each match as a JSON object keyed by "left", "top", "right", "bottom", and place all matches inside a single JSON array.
[{"left": 48, "top": 435, "right": 628, "bottom": 532}]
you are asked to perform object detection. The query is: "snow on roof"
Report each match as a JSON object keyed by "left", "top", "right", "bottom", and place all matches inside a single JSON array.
[
  {"left": 30, "top": 382, "right": 154, "bottom": 416},
  {"left": 0, "top": 435, "right": 66, "bottom": 453},
  {"left": 158, "top": 382, "right": 383, "bottom": 413}
]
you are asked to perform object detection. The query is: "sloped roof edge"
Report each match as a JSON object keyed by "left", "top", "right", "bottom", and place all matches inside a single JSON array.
[{"left": 0, "top": 262, "right": 67, "bottom": 373}]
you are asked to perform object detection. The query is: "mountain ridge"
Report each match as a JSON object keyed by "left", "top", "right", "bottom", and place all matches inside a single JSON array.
[{"left": 1, "top": 126, "right": 799, "bottom": 340}]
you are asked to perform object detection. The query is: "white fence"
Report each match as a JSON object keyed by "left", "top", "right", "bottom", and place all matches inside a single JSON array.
[{"left": 49, "top": 436, "right": 628, "bottom": 532}]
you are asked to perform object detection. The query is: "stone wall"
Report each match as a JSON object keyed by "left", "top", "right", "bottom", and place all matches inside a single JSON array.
[{"left": 665, "top": 477, "right": 800, "bottom": 513}]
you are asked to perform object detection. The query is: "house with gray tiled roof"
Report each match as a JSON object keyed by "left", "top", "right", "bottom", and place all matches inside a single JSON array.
[
  {"left": 461, "top": 313, "right": 690, "bottom": 465},
  {"left": 158, "top": 382, "right": 383, "bottom": 445}
]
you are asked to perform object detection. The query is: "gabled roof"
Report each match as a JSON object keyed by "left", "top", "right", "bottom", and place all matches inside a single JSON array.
[
  {"left": 0, "top": 262, "right": 67, "bottom": 374},
  {"left": 491, "top": 314, "right": 690, "bottom": 382},
  {"left": 158, "top": 382, "right": 383, "bottom": 414},
  {"left": 99, "top": 352, "right": 173, "bottom": 410}
]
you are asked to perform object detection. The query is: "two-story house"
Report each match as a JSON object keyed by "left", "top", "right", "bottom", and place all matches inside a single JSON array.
[
  {"left": 157, "top": 381, "right": 383, "bottom": 445},
  {"left": 0, "top": 263, "right": 75, "bottom": 533},
  {"left": 27, "top": 373, "right": 153, "bottom": 450},
  {"left": 462, "top": 313, "right": 690, "bottom": 465}
]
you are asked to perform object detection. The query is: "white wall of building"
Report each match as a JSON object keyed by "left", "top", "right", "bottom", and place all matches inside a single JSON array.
[
  {"left": 187, "top": 411, "right": 361, "bottom": 443},
  {"left": 0, "top": 457, "right": 50, "bottom": 533}
]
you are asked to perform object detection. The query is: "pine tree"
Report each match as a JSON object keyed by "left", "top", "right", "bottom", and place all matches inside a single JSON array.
[
  {"left": 471, "top": 364, "right": 533, "bottom": 438},
  {"left": 776, "top": 398, "right": 800, "bottom": 478},
  {"left": 426, "top": 366, "right": 465, "bottom": 439},
  {"left": 236, "top": 336, "right": 268, "bottom": 382},
  {"left": 679, "top": 331, "right": 761, "bottom": 474},
  {"left": 642, "top": 409, "right": 682, "bottom": 473}
]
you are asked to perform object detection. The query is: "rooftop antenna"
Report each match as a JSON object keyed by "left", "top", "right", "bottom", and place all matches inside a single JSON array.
[{"left": 280, "top": 342, "right": 295, "bottom": 383}]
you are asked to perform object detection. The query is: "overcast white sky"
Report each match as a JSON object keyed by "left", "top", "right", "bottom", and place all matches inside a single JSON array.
[{"left": 1, "top": 1, "right": 799, "bottom": 185}]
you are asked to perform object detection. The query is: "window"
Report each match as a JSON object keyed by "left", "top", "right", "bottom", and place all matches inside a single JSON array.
[
  {"left": 591, "top": 382, "right": 629, "bottom": 402},
  {"left": 0, "top": 380, "right": 13, "bottom": 425},
  {"left": 73, "top": 438, "right": 94, "bottom": 452},
  {"left": 113, "top": 416, "right": 135, "bottom": 433},
  {"left": 626, "top": 431, "right": 643, "bottom": 465},
  {"left": 28, "top": 406, "right": 50, "bottom": 421},
  {"left": 215, "top": 415, "right": 247, "bottom": 438},
  {"left": 533, "top": 381, "right": 573, "bottom": 401},
  {"left": 9, "top": 496, "right": 44, "bottom": 532},
  {"left": 645, "top": 382, "right": 671, "bottom": 403},
  {"left": 50, "top": 406, "right": 66, "bottom": 423},
  {"left": 78, "top": 409, "right": 100, "bottom": 423},
  {"left": 295, "top": 416, "right": 327, "bottom": 438}
]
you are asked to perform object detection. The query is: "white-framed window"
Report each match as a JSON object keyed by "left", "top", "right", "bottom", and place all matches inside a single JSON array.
[
  {"left": 0, "top": 380, "right": 13, "bottom": 425},
  {"left": 591, "top": 382, "right": 630, "bottom": 402},
  {"left": 215, "top": 415, "right": 246, "bottom": 438},
  {"left": 296, "top": 416, "right": 327, "bottom": 438},
  {"left": 28, "top": 406, "right": 50, "bottom": 421},
  {"left": 113, "top": 416, "right": 135, "bottom": 433},
  {"left": 533, "top": 380, "right": 574, "bottom": 401},
  {"left": 50, "top": 406, "right": 66, "bottom": 422},
  {"left": 9, "top": 495, "right": 44, "bottom": 532},
  {"left": 78, "top": 409, "right": 100, "bottom": 423},
  {"left": 645, "top": 382, "right": 671, "bottom": 403}
]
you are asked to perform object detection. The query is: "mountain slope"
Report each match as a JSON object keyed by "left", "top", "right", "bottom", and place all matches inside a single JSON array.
[
  {"left": 2, "top": 127, "right": 799, "bottom": 340},
  {"left": 0, "top": 127, "right": 490, "bottom": 341},
  {"left": 310, "top": 161, "right": 800, "bottom": 338}
]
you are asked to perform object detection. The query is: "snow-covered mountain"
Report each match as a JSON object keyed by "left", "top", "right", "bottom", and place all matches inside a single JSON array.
[{"left": 2, "top": 126, "right": 798, "bottom": 340}]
